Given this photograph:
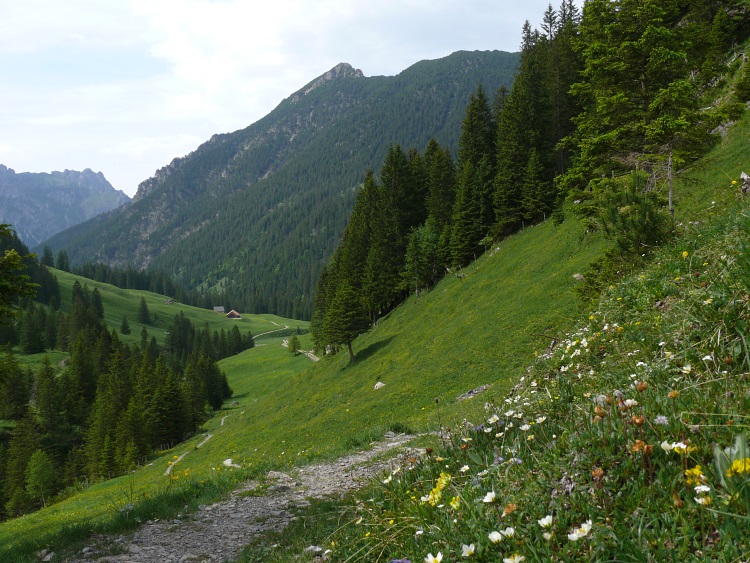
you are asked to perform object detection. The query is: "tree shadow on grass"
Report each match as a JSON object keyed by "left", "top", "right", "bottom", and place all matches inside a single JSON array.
[{"left": 354, "top": 336, "right": 395, "bottom": 363}]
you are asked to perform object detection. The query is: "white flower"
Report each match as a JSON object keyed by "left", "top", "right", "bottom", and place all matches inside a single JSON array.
[
  {"left": 694, "top": 496, "right": 712, "bottom": 506},
  {"left": 568, "top": 519, "right": 592, "bottom": 541},
  {"left": 504, "top": 410, "right": 516, "bottom": 417},
  {"left": 624, "top": 399, "right": 638, "bottom": 408},
  {"left": 702, "top": 355, "right": 713, "bottom": 361},
  {"left": 660, "top": 440, "right": 673, "bottom": 452},
  {"left": 461, "top": 544, "right": 475, "bottom": 557},
  {"left": 415, "top": 530, "right": 424, "bottom": 536},
  {"left": 694, "top": 485, "right": 711, "bottom": 494},
  {"left": 488, "top": 415, "right": 500, "bottom": 424},
  {"left": 483, "top": 491, "right": 497, "bottom": 503},
  {"left": 654, "top": 415, "right": 668, "bottom": 426},
  {"left": 425, "top": 552, "right": 443, "bottom": 563},
  {"left": 382, "top": 475, "right": 392, "bottom": 484},
  {"left": 535, "top": 416, "right": 547, "bottom": 424},
  {"left": 501, "top": 527, "right": 515, "bottom": 538},
  {"left": 484, "top": 426, "right": 493, "bottom": 433},
  {"left": 682, "top": 364, "right": 693, "bottom": 374},
  {"left": 538, "top": 515, "right": 553, "bottom": 528},
  {"left": 488, "top": 531, "right": 503, "bottom": 543},
  {"left": 503, "top": 556, "right": 525, "bottom": 563},
  {"left": 460, "top": 465, "right": 470, "bottom": 473},
  {"left": 543, "top": 532, "right": 553, "bottom": 541},
  {"left": 520, "top": 424, "right": 531, "bottom": 431}
]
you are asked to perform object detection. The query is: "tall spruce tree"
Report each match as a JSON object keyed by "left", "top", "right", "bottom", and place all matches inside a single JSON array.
[{"left": 321, "top": 282, "right": 370, "bottom": 363}]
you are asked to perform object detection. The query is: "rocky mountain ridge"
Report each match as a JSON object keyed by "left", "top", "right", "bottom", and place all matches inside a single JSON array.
[{"left": 0, "top": 165, "right": 130, "bottom": 246}]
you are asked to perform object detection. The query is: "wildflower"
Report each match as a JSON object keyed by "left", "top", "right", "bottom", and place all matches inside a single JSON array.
[
  {"left": 502, "top": 503, "right": 517, "bottom": 517},
  {"left": 682, "top": 251, "right": 689, "bottom": 259},
  {"left": 694, "top": 485, "right": 711, "bottom": 494},
  {"left": 500, "top": 527, "right": 515, "bottom": 538},
  {"left": 631, "top": 440, "right": 647, "bottom": 453},
  {"left": 682, "top": 365, "right": 693, "bottom": 374},
  {"left": 538, "top": 515, "right": 553, "bottom": 528},
  {"left": 703, "top": 298, "right": 713, "bottom": 305},
  {"left": 594, "top": 405, "right": 607, "bottom": 418},
  {"left": 520, "top": 424, "right": 531, "bottom": 431},
  {"left": 450, "top": 496, "right": 461, "bottom": 510},
  {"left": 667, "top": 390, "right": 679, "bottom": 399},
  {"left": 383, "top": 475, "right": 392, "bottom": 484},
  {"left": 488, "top": 415, "right": 500, "bottom": 424},
  {"left": 685, "top": 465, "right": 704, "bottom": 485},
  {"left": 673, "top": 442, "right": 697, "bottom": 455},
  {"left": 535, "top": 416, "right": 546, "bottom": 424},
  {"left": 483, "top": 491, "right": 497, "bottom": 503},
  {"left": 424, "top": 553, "right": 443, "bottom": 563},
  {"left": 503, "top": 556, "right": 525, "bottom": 563},
  {"left": 488, "top": 531, "right": 503, "bottom": 543},
  {"left": 654, "top": 415, "right": 668, "bottom": 425},
  {"left": 726, "top": 457, "right": 750, "bottom": 477},
  {"left": 694, "top": 496, "right": 712, "bottom": 506},
  {"left": 631, "top": 416, "right": 645, "bottom": 427},
  {"left": 623, "top": 399, "right": 638, "bottom": 408},
  {"left": 543, "top": 532, "right": 553, "bottom": 541},
  {"left": 460, "top": 465, "right": 470, "bottom": 473},
  {"left": 635, "top": 381, "right": 648, "bottom": 392},
  {"left": 568, "top": 519, "right": 592, "bottom": 541},
  {"left": 461, "top": 544, "right": 475, "bottom": 557}
]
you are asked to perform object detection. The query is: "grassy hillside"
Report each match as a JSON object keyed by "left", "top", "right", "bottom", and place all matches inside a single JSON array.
[
  {"left": 4, "top": 107, "right": 749, "bottom": 561},
  {"left": 0, "top": 191, "right": 605, "bottom": 560},
  {"left": 281, "top": 102, "right": 750, "bottom": 563}
]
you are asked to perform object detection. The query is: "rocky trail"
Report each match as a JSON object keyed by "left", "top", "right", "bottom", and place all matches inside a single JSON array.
[{"left": 63, "top": 433, "right": 417, "bottom": 563}]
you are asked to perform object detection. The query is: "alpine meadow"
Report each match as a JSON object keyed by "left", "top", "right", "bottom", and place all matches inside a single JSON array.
[{"left": 2, "top": 1, "right": 750, "bottom": 562}]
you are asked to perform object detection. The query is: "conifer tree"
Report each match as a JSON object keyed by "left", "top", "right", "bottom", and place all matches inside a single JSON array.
[
  {"left": 321, "top": 282, "right": 370, "bottom": 363},
  {"left": 138, "top": 296, "right": 150, "bottom": 325},
  {"left": 40, "top": 246, "right": 54, "bottom": 268},
  {"left": 91, "top": 288, "right": 104, "bottom": 319},
  {"left": 55, "top": 249, "right": 69, "bottom": 272},
  {"left": 120, "top": 315, "right": 131, "bottom": 335}
]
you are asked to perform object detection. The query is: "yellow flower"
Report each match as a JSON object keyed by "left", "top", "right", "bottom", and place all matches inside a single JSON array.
[
  {"left": 682, "top": 251, "right": 689, "bottom": 259},
  {"left": 726, "top": 457, "right": 750, "bottom": 477},
  {"left": 685, "top": 465, "right": 703, "bottom": 486},
  {"left": 450, "top": 496, "right": 461, "bottom": 510}
]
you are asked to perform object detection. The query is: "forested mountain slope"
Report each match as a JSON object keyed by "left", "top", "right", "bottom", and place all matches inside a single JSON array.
[
  {"left": 44, "top": 51, "right": 520, "bottom": 320},
  {"left": 0, "top": 165, "right": 129, "bottom": 247}
]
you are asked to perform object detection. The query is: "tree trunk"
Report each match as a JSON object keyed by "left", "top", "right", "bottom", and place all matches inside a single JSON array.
[{"left": 347, "top": 341, "right": 355, "bottom": 363}]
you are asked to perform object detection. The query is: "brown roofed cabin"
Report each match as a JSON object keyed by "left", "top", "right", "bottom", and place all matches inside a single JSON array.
[{"left": 226, "top": 310, "right": 241, "bottom": 319}]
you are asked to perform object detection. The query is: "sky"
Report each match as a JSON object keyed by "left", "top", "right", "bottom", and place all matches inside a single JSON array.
[{"left": 0, "top": 0, "right": 571, "bottom": 198}]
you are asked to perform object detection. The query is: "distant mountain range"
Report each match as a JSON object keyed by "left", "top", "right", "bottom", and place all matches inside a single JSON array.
[
  {"left": 43, "top": 50, "right": 520, "bottom": 319},
  {"left": 0, "top": 165, "right": 130, "bottom": 246}
]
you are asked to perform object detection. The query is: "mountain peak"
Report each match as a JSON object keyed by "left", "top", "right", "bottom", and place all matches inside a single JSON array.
[{"left": 297, "top": 62, "right": 365, "bottom": 97}]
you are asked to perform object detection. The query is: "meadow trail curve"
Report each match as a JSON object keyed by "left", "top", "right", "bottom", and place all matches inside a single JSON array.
[{"left": 64, "top": 433, "right": 418, "bottom": 563}]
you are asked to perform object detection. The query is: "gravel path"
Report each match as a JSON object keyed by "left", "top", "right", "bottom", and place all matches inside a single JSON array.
[{"left": 63, "top": 433, "right": 417, "bottom": 563}]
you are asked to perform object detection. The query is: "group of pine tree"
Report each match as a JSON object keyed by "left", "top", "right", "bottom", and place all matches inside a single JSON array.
[
  {"left": 313, "top": 0, "right": 750, "bottom": 359},
  {"left": 0, "top": 229, "right": 255, "bottom": 519}
]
